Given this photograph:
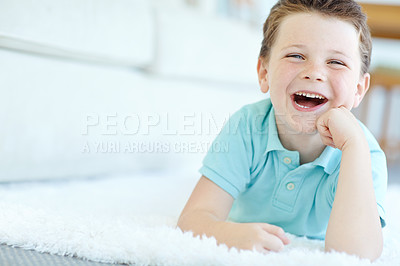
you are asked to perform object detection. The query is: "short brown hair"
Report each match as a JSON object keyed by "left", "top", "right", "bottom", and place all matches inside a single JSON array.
[{"left": 259, "top": 0, "right": 372, "bottom": 75}]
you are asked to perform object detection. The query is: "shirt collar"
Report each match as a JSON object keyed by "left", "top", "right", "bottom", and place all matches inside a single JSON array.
[
  {"left": 312, "top": 146, "right": 342, "bottom": 175},
  {"left": 264, "top": 108, "right": 287, "bottom": 153},
  {"left": 264, "top": 107, "right": 341, "bottom": 175}
]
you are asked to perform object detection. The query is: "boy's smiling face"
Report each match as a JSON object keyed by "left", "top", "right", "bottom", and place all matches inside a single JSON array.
[{"left": 258, "top": 12, "right": 370, "bottom": 134}]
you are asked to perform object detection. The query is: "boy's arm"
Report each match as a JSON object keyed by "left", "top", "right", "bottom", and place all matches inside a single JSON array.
[
  {"left": 317, "top": 107, "right": 383, "bottom": 261},
  {"left": 177, "top": 176, "right": 290, "bottom": 253}
]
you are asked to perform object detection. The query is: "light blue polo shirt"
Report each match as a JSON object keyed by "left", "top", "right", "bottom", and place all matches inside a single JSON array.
[{"left": 199, "top": 98, "right": 387, "bottom": 240}]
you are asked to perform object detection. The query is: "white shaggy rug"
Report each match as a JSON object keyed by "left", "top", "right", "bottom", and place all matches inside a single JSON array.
[{"left": 0, "top": 171, "right": 399, "bottom": 265}]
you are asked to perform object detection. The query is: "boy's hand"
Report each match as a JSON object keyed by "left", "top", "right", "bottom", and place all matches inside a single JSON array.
[
  {"left": 221, "top": 222, "right": 290, "bottom": 253},
  {"left": 316, "top": 106, "right": 366, "bottom": 151}
]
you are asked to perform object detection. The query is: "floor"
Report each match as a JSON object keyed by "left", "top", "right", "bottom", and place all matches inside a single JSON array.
[
  {"left": 1, "top": 161, "right": 398, "bottom": 266},
  {"left": 0, "top": 244, "right": 114, "bottom": 266}
]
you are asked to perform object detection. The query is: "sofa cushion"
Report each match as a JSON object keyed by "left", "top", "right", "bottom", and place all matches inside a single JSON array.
[
  {"left": 0, "top": 0, "right": 154, "bottom": 67},
  {"left": 0, "top": 48, "right": 263, "bottom": 182},
  {"left": 150, "top": 6, "right": 261, "bottom": 85}
]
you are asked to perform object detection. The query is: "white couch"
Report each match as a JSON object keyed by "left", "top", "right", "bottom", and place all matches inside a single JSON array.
[{"left": 0, "top": 0, "right": 265, "bottom": 181}]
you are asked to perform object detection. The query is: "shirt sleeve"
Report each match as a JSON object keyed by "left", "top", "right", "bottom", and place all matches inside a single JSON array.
[{"left": 199, "top": 108, "right": 253, "bottom": 199}]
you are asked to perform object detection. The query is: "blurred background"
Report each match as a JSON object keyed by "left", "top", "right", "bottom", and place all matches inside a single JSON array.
[{"left": 0, "top": 0, "right": 399, "bottom": 185}]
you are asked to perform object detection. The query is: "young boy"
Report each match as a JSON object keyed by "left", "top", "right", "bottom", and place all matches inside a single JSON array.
[{"left": 177, "top": 0, "right": 387, "bottom": 261}]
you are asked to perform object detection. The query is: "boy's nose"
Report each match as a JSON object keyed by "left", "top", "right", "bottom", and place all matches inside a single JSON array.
[
  {"left": 303, "top": 75, "right": 324, "bottom": 82},
  {"left": 302, "top": 65, "right": 326, "bottom": 82}
]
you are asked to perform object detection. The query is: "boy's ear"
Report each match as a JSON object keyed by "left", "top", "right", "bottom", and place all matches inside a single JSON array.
[
  {"left": 353, "top": 73, "right": 370, "bottom": 108},
  {"left": 257, "top": 58, "right": 269, "bottom": 94}
]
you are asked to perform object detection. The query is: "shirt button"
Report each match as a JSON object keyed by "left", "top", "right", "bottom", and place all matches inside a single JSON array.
[
  {"left": 286, "top": 182, "right": 295, "bottom": 191},
  {"left": 283, "top": 157, "right": 292, "bottom": 164}
]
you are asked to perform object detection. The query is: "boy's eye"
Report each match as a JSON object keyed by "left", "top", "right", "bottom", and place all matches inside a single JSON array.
[
  {"left": 329, "top": 60, "right": 345, "bottom": 66},
  {"left": 286, "top": 54, "right": 304, "bottom": 60}
]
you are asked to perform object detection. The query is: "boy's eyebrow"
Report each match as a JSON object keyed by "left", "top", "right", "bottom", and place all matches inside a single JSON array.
[
  {"left": 281, "top": 44, "right": 306, "bottom": 50},
  {"left": 329, "top": 49, "right": 352, "bottom": 59}
]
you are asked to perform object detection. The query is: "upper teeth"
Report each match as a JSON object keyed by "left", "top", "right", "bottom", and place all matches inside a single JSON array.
[{"left": 295, "top": 92, "right": 325, "bottom": 100}]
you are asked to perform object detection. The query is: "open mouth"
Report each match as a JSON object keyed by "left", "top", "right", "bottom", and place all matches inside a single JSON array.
[{"left": 292, "top": 92, "right": 328, "bottom": 111}]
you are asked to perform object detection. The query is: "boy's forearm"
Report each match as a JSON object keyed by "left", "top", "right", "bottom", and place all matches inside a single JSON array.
[
  {"left": 177, "top": 210, "right": 227, "bottom": 243},
  {"left": 178, "top": 210, "right": 290, "bottom": 252},
  {"left": 325, "top": 139, "right": 383, "bottom": 261}
]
